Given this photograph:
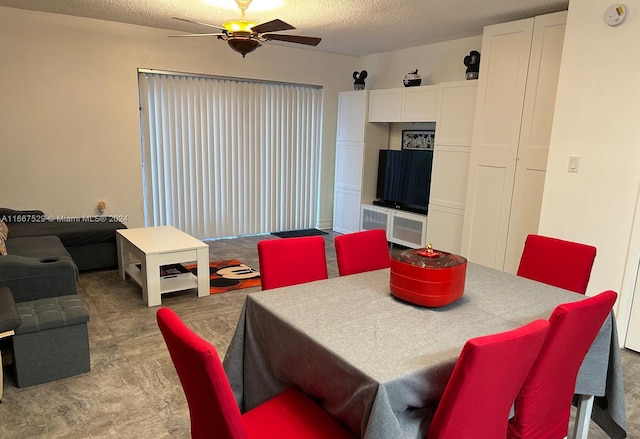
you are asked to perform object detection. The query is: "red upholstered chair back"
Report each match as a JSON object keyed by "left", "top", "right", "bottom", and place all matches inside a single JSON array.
[
  {"left": 335, "top": 229, "right": 390, "bottom": 276},
  {"left": 258, "top": 236, "right": 328, "bottom": 290},
  {"left": 517, "top": 234, "right": 597, "bottom": 294},
  {"left": 157, "top": 308, "right": 248, "bottom": 439},
  {"left": 507, "top": 291, "right": 618, "bottom": 439},
  {"left": 427, "top": 319, "right": 550, "bottom": 439}
]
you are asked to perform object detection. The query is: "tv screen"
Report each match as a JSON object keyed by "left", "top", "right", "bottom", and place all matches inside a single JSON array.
[{"left": 376, "top": 149, "right": 433, "bottom": 214}]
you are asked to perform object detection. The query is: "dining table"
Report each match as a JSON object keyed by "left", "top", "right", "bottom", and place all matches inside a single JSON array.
[{"left": 223, "top": 262, "right": 626, "bottom": 439}]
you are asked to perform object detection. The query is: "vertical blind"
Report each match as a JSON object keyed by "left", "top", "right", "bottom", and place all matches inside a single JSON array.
[{"left": 138, "top": 70, "right": 323, "bottom": 239}]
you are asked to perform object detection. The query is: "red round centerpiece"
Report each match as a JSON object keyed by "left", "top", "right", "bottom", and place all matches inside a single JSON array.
[{"left": 390, "top": 245, "right": 467, "bottom": 307}]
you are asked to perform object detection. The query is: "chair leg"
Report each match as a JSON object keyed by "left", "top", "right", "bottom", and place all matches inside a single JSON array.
[{"left": 572, "top": 394, "right": 594, "bottom": 439}]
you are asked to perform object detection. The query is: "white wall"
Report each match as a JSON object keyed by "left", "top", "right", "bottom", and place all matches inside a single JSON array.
[
  {"left": 359, "top": 36, "right": 482, "bottom": 89},
  {"left": 539, "top": 0, "right": 640, "bottom": 340},
  {"left": 0, "top": 6, "right": 356, "bottom": 229}
]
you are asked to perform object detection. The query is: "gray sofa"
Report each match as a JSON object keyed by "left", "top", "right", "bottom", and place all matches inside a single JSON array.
[
  {"left": 0, "top": 207, "right": 126, "bottom": 271},
  {"left": 1, "top": 234, "right": 78, "bottom": 303},
  {"left": 0, "top": 210, "right": 93, "bottom": 387}
]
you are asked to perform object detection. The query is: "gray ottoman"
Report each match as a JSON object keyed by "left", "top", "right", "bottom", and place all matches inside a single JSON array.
[
  {"left": 13, "top": 295, "right": 90, "bottom": 387},
  {"left": 0, "top": 287, "right": 21, "bottom": 400}
]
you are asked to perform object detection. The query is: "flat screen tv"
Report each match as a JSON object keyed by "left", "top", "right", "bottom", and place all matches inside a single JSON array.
[{"left": 375, "top": 149, "right": 433, "bottom": 215}]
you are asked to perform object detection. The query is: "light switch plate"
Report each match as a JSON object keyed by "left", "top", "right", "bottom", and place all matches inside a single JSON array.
[{"left": 568, "top": 156, "right": 580, "bottom": 173}]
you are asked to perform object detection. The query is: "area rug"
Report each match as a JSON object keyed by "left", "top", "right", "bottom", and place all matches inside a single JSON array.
[
  {"left": 271, "top": 228, "right": 328, "bottom": 238},
  {"left": 184, "top": 259, "right": 261, "bottom": 294}
]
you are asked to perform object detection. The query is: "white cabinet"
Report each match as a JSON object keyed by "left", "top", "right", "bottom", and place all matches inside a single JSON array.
[
  {"left": 461, "top": 11, "right": 567, "bottom": 272},
  {"left": 368, "top": 89, "right": 403, "bottom": 122},
  {"left": 361, "top": 204, "right": 427, "bottom": 248},
  {"left": 390, "top": 209, "right": 428, "bottom": 248},
  {"left": 333, "top": 91, "right": 389, "bottom": 234},
  {"left": 368, "top": 86, "right": 438, "bottom": 122},
  {"left": 333, "top": 189, "right": 362, "bottom": 234},
  {"left": 425, "top": 205, "right": 465, "bottom": 254},
  {"left": 361, "top": 203, "right": 391, "bottom": 231},
  {"left": 402, "top": 86, "right": 439, "bottom": 122},
  {"left": 336, "top": 91, "right": 368, "bottom": 142},
  {"left": 425, "top": 81, "right": 477, "bottom": 254}
]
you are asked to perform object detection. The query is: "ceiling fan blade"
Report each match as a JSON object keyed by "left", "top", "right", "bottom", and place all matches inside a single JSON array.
[
  {"left": 263, "top": 34, "right": 321, "bottom": 46},
  {"left": 252, "top": 19, "right": 295, "bottom": 33},
  {"left": 169, "top": 33, "right": 226, "bottom": 38},
  {"left": 173, "top": 17, "right": 227, "bottom": 32}
]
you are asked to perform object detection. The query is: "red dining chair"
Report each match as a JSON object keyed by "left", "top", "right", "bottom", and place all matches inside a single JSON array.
[
  {"left": 334, "top": 229, "right": 390, "bottom": 276},
  {"left": 517, "top": 234, "right": 597, "bottom": 294},
  {"left": 507, "top": 290, "right": 618, "bottom": 439},
  {"left": 257, "top": 236, "right": 328, "bottom": 290},
  {"left": 156, "top": 308, "right": 356, "bottom": 439},
  {"left": 426, "top": 319, "right": 550, "bottom": 439}
]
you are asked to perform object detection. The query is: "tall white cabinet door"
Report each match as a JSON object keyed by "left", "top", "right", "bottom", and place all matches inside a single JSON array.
[
  {"left": 426, "top": 205, "right": 465, "bottom": 254},
  {"left": 503, "top": 12, "right": 567, "bottom": 273},
  {"left": 435, "top": 82, "right": 477, "bottom": 147},
  {"left": 461, "top": 17, "right": 535, "bottom": 269},
  {"left": 461, "top": 11, "right": 566, "bottom": 272},
  {"left": 334, "top": 141, "right": 364, "bottom": 192},
  {"left": 333, "top": 189, "right": 362, "bottom": 234},
  {"left": 429, "top": 146, "right": 471, "bottom": 210},
  {"left": 426, "top": 81, "right": 477, "bottom": 254},
  {"left": 336, "top": 91, "right": 367, "bottom": 142},
  {"left": 333, "top": 91, "right": 389, "bottom": 234}
]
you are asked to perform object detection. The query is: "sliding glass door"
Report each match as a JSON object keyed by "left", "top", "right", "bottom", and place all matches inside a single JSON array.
[{"left": 138, "top": 70, "right": 323, "bottom": 239}]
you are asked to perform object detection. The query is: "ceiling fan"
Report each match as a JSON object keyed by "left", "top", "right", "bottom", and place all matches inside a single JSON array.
[{"left": 171, "top": 0, "right": 321, "bottom": 58}]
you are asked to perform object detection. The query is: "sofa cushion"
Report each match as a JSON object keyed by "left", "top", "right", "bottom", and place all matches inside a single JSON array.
[
  {"left": 9, "top": 220, "right": 126, "bottom": 247},
  {"left": 5, "top": 235, "right": 76, "bottom": 262},
  {"left": 0, "top": 236, "right": 78, "bottom": 302}
]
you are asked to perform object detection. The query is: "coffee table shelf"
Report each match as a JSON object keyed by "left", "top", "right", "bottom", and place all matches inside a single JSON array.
[
  {"left": 116, "top": 226, "right": 209, "bottom": 307},
  {"left": 124, "top": 262, "right": 199, "bottom": 295}
]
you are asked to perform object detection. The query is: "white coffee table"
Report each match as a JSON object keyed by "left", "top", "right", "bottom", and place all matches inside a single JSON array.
[{"left": 116, "top": 226, "right": 209, "bottom": 307}]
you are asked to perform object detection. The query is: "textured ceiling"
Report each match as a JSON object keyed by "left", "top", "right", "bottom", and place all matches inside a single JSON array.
[{"left": 0, "top": 0, "right": 569, "bottom": 56}]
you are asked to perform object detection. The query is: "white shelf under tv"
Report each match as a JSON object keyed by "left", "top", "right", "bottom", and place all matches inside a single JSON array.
[{"left": 360, "top": 204, "right": 427, "bottom": 248}]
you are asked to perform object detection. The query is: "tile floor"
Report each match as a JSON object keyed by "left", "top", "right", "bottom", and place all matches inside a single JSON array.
[{"left": 0, "top": 232, "right": 638, "bottom": 438}]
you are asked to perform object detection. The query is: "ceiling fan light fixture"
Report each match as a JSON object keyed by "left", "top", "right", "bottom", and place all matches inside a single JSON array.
[
  {"left": 227, "top": 37, "right": 261, "bottom": 57},
  {"left": 223, "top": 20, "right": 256, "bottom": 32}
]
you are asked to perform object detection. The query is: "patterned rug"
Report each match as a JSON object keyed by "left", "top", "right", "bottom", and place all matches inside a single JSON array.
[{"left": 184, "top": 259, "right": 261, "bottom": 294}]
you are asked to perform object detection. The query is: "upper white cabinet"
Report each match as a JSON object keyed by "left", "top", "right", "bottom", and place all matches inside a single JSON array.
[
  {"left": 402, "top": 86, "right": 439, "bottom": 122},
  {"left": 333, "top": 91, "right": 389, "bottom": 234},
  {"left": 368, "top": 89, "right": 403, "bottom": 122},
  {"left": 426, "top": 81, "right": 478, "bottom": 254},
  {"left": 461, "top": 11, "right": 567, "bottom": 272},
  {"left": 368, "top": 85, "right": 438, "bottom": 122}
]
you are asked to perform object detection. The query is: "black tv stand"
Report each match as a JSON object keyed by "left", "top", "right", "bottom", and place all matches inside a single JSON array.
[{"left": 373, "top": 199, "right": 427, "bottom": 216}]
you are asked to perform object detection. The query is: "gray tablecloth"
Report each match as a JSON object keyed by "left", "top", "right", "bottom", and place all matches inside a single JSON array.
[{"left": 223, "top": 263, "right": 626, "bottom": 438}]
